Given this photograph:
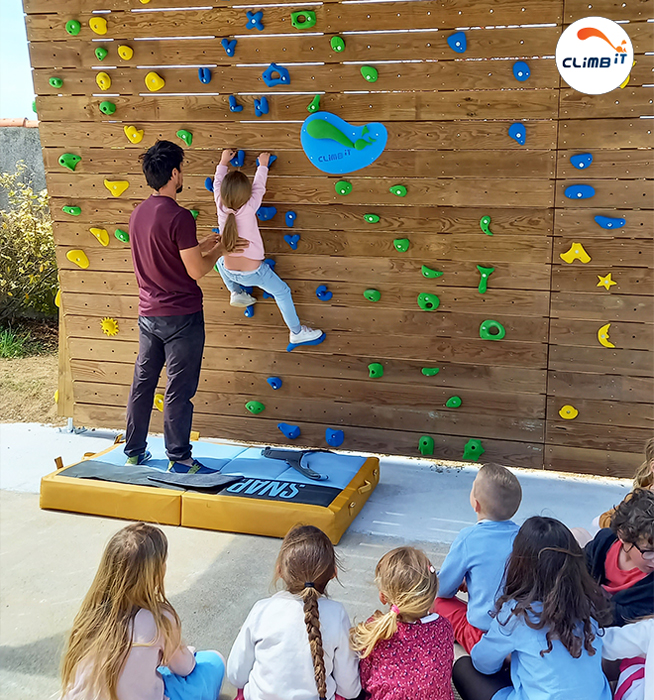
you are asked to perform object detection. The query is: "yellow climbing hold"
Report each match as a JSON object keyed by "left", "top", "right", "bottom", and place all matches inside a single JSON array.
[
  {"left": 145, "top": 71, "right": 165, "bottom": 91},
  {"left": 89, "top": 227, "right": 110, "bottom": 246},
  {"left": 123, "top": 125, "right": 144, "bottom": 144},
  {"left": 117, "top": 45, "right": 134, "bottom": 61},
  {"left": 140, "top": 0, "right": 151, "bottom": 4},
  {"left": 66, "top": 249, "right": 89, "bottom": 269},
  {"left": 597, "top": 323, "right": 615, "bottom": 349},
  {"left": 619, "top": 60, "right": 636, "bottom": 89},
  {"left": 89, "top": 16, "right": 108, "bottom": 35},
  {"left": 559, "top": 241, "right": 591, "bottom": 264},
  {"left": 104, "top": 179, "right": 130, "bottom": 197},
  {"left": 54, "top": 389, "right": 59, "bottom": 404},
  {"left": 559, "top": 405, "right": 578, "bottom": 420},
  {"left": 154, "top": 393, "right": 164, "bottom": 412},
  {"left": 54, "top": 289, "right": 61, "bottom": 308},
  {"left": 95, "top": 72, "right": 112, "bottom": 91},
  {"left": 597, "top": 273, "right": 617, "bottom": 291},
  {"left": 100, "top": 317, "right": 119, "bottom": 337}
]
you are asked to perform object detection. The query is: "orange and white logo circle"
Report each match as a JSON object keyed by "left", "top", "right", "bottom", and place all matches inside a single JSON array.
[{"left": 556, "top": 17, "right": 633, "bottom": 95}]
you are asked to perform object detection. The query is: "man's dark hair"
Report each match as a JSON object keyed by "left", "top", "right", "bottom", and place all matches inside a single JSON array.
[
  {"left": 611, "top": 488, "right": 654, "bottom": 547},
  {"left": 139, "top": 140, "right": 184, "bottom": 190}
]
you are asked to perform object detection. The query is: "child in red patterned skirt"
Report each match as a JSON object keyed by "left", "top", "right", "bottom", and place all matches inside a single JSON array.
[{"left": 350, "top": 547, "right": 455, "bottom": 700}]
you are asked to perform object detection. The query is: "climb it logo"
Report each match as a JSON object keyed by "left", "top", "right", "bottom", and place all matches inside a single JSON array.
[{"left": 556, "top": 17, "right": 633, "bottom": 95}]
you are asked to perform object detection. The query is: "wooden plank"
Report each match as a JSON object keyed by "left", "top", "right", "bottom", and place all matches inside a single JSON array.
[
  {"left": 56, "top": 305, "right": 74, "bottom": 418},
  {"left": 545, "top": 421, "right": 652, "bottom": 453},
  {"left": 558, "top": 118, "right": 654, "bottom": 150},
  {"left": 547, "top": 371, "right": 654, "bottom": 403},
  {"left": 546, "top": 396, "right": 653, "bottom": 429},
  {"left": 545, "top": 445, "right": 643, "bottom": 478},
  {"left": 556, "top": 149, "right": 653, "bottom": 180},
  {"left": 564, "top": 0, "right": 653, "bottom": 23},
  {"left": 552, "top": 267, "right": 654, "bottom": 297},
  {"left": 553, "top": 239, "right": 654, "bottom": 268},
  {"left": 555, "top": 179, "right": 653, "bottom": 209},
  {"left": 549, "top": 318, "right": 654, "bottom": 351},
  {"left": 548, "top": 345, "right": 654, "bottom": 377},
  {"left": 554, "top": 209, "right": 654, "bottom": 239},
  {"left": 559, "top": 87, "right": 654, "bottom": 119},
  {"left": 550, "top": 291, "right": 653, "bottom": 323}
]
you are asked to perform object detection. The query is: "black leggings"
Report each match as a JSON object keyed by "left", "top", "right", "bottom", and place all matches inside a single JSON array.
[{"left": 452, "top": 656, "right": 512, "bottom": 700}]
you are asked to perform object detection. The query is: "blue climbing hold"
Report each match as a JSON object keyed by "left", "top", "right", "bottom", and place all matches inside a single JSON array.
[
  {"left": 198, "top": 67, "right": 212, "bottom": 84},
  {"left": 594, "top": 214, "right": 626, "bottom": 229},
  {"left": 447, "top": 31, "right": 467, "bottom": 53},
  {"left": 284, "top": 234, "right": 300, "bottom": 250},
  {"left": 257, "top": 206, "right": 277, "bottom": 221},
  {"left": 267, "top": 376, "right": 283, "bottom": 390},
  {"left": 257, "top": 155, "right": 277, "bottom": 167},
  {"left": 204, "top": 177, "right": 214, "bottom": 192},
  {"left": 244, "top": 305, "right": 255, "bottom": 318},
  {"left": 254, "top": 96, "right": 269, "bottom": 117},
  {"left": 316, "top": 284, "right": 332, "bottom": 301},
  {"left": 212, "top": 228, "right": 220, "bottom": 234},
  {"left": 263, "top": 258, "right": 276, "bottom": 270},
  {"left": 571, "top": 153, "right": 593, "bottom": 170},
  {"left": 221, "top": 38, "right": 237, "bottom": 57},
  {"left": 228, "top": 95, "right": 243, "bottom": 113},
  {"left": 278, "top": 423, "right": 301, "bottom": 440},
  {"left": 243, "top": 286, "right": 254, "bottom": 295},
  {"left": 512, "top": 61, "right": 530, "bottom": 81},
  {"left": 285, "top": 211, "right": 296, "bottom": 228},
  {"left": 326, "top": 428, "right": 344, "bottom": 448},
  {"left": 287, "top": 332, "right": 326, "bottom": 352},
  {"left": 246, "top": 10, "right": 264, "bottom": 30},
  {"left": 263, "top": 291, "right": 274, "bottom": 299},
  {"left": 262, "top": 63, "right": 290, "bottom": 87},
  {"left": 508, "top": 123, "right": 526, "bottom": 145},
  {"left": 564, "top": 184, "right": 595, "bottom": 200},
  {"left": 230, "top": 150, "right": 245, "bottom": 167}
]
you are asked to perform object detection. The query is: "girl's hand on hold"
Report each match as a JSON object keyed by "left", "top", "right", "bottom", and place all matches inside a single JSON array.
[
  {"left": 221, "top": 149, "right": 237, "bottom": 166},
  {"left": 258, "top": 152, "right": 271, "bottom": 167}
]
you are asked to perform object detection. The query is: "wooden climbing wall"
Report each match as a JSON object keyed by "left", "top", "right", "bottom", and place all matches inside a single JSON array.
[{"left": 24, "top": 0, "right": 653, "bottom": 477}]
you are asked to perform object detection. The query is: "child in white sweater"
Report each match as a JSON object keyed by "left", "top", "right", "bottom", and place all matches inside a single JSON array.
[{"left": 602, "top": 618, "right": 653, "bottom": 700}]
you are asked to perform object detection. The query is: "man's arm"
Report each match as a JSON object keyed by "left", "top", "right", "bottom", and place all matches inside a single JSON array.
[{"left": 180, "top": 235, "right": 250, "bottom": 280}]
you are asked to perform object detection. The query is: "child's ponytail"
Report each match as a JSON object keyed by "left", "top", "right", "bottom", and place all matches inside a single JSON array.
[
  {"left": 219, "top": 169, "right": 252, "bottom": 254},
  {"left": 301, "top": 584, "right": 327, "bottom": 700},
  {"left": 350, "top": 607, "right": 399, "bottom": 659},
  {"left": 222, "top": 213, "right": 239, "bottom": 253}
]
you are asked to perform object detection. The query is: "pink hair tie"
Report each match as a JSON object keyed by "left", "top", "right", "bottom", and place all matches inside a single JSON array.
[{"left": 390, "top": 605, "right": 400, "bottom": 615}]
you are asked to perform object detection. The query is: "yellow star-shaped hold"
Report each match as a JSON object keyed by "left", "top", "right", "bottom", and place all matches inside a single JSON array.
[{"left": 597, "top": 273, "right": 617, "bottom": 291}]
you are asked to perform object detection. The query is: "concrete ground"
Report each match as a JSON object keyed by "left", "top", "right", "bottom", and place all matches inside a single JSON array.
[{"left": 0, "top": 423, "right": 630, "bottom": 700}]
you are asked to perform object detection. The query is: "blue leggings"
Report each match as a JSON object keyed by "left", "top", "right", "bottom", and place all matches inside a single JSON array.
[{"left": 160, "top": 650, "right": 225, "bottom": 700}]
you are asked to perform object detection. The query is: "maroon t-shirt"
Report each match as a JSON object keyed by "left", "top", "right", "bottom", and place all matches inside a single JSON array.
[{"left": 129, "top": 195, "right": 202, "bottom": 317}]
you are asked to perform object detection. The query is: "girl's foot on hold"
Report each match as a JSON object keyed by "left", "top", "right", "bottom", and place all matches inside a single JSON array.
[
  {"left": 230, "top": 291, "right": 256, "bottom": 307},
  {"left": 289, "top": 325, "right": 323, "bottom": 344}
]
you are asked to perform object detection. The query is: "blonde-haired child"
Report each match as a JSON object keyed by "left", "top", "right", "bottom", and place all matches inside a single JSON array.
[
  {"left": 61, "top": 522, "right": 225, "bottom": 700},
  {"left": 350, "top": 546, "right": 455, "bottom": 700},
  {"left": 227, "top": 525, "right": 361, "bottom": 700}
]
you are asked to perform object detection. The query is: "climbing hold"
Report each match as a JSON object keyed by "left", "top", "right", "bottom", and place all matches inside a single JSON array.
[
  {"left": 267, "top": 377, "right": 283, "bottom": 390},
  {"left": 256, "top": 155, "right": 276, "bottom": 167},
  {"left": 394, "top": 239, "right": 410, "bottom": 253},
  {"left": 94, "top": 47, "right": 108, "bottom": 61},
  {"left": 244, "top": 305, "right": 255, "bottom": 318},
  {"left": 477, "top": 265, "right": 495, "bottom": 294},
  {"left": 330, "top": 36, "right": 345, "bottom": 52},
  {"left": 89, "top": 17, "right": 108, "bottom": 35},
  {"left": 307, "top": 95, "right": 321, "bottom": 113},
  {"left": 254, "top": 96, "right": 269, "bottom": 117},
  {"left": 32, "top": 100, "right": 36, "bottom": 113},
  {"left": 221, "top": 38, "right": 237, "bottom": 57},
  {"left": 389, "top": 185, "right": 407, "bottom": 197},
  {"left": 462, "top": 439, "right": 484, "bottom": 462},
  {"left": 291, "top": 10, "right": 316, "bottom": 29},
  {"left": 204, "top": 177, "right": 214, "bottom": 192},
  {"left": 230, "top": 150, "right": 245, "bottom": 167},
  {"left": 62, "top": 205, "right": 81, "bottom": 216},
  {"left": 479, "top": 215, "right": 494, "bottom": 236},
  {"left": 256, "top": 206, "right": 277, "bottom": 221},
  {"left": 564, "top": 184, "right": 595, "bottom": 200},
  {"left": 559, "top": 405, "right": 578, "bottom": 420},
  {"left": 65, "top": 19, "right": 81, "bottom": 36},
  {"left": 262, "top": 63, "right": 290, "bottom": 87},
  {"left": 419, "top": 435, "right": 435, "bottom": 456},
  {"left": 421, "top": 265, "right": 443, "bottom": 279},
  {"left": 54, "top": 289, "right": 61, "bottom": 308},
  {"left": 89, "top": 227, "right": 110, "bottom": 247},
  {"left": 447, "top": 31, "right": 467, "bottom": 53},
  {"left": 285, "top": 211, "right": 296, "bottom": 227},
  {"left": 99, "top": 101, "right": 116, "bottom": 115},
  {"left": 512, "top": 61, "right": 531, "bottom": 81},
  {"left": 508, "top": 123, "right": 526, "bottom": 146},
  {"left": 101, "top": 317, "right": 119, "bottom": 337},
  {"left": 154, "top": 394, "right": 164, "bottom": 412},
  {"left": 479, "top": 319, "right": 506, "bottom": 341},
  {"left": 360, "top": 66, "right": 378, "bottom": 83},
  {"left": 95, "top": 72, "right": 111, "bottom": 91},
  {"left": 316, "top": 284, "right": 332, "bottom": 301},
  {"left": 418, "top": 293, "right": 440, "bottom": 311},
  {"left": 324, "top": 428, "right": 344, "bottom": 448},
  {"left": 123, "top": 125, "right": 144, "bottom": 144},
  {"left": 284, "top": 234, "right": 300, "bottom": 250},
  {"left": 619, "top": 59, "right": 636, "bottom": 89},
  {"left": 364, "top": 214, "right": 380, "bottom": 224},
  {"left": 597, "top": 273, "right": 617, "bottom": 291},
  {"left": 49, "top": 77, "right": 63, "bottom": 88},
  {"left": 58, "top": 154, "right": 81, "bottom": 172},
  {"left": 335, "top": 180, "right": 352, "bottom": 196},
  {"left": 597, "top": 323, "right": 615, "bottom": 349},
  {"left": 262, "top": 292, "right": 274, "bottom": 299},
  {"left": 559, "top": 242, "right": 591, "bottom": 264},
  {"left": 263, "top": 258, "right": 276, "bottom": 270},
  {"left": 364, "top": 289, "right": 381, "bottom": 302},
  {"left": 228, "top": 95, "right": 243, "bottom": 113},
  {"left": 189, "top": 209, "right": 199, "bottom": 220},
  {"left": 66, "top": 249, "right": 89, "bottom": 269},
  {"left": 286, "top": 332, "right": 326, "bottom": 352},
  {"left": 118, "top": 45, "right": 134, "bottom": 61},
  {"left": 446, "top": 396, "right": 462, "bottom": 408},
  {"left": 368, "top": 363, "right": 384, "bottom": 379},
  {"left": 570, "top": 153, "right": 593, "bottom": 170},
  {"left": 145, "top": 72, "right": 165, "bottom": 91},
  {"left": 421, "top": 367, "right": 440, "bottom": 376},
  {"left": 594, "top": 215, "right": 625, "bottom": 230},
  {"left": 245, "top": 400, "right": 265, "bottom": 415},
  {"left": 198, "top": 67, "right": 212, "bottom": 84},
  {"left": 176, "top": 129, "right": 193, "bottom": 146},
  {"left": 278, "top": 423, "right": 301, "bottom": 440},
  {"left": 246, "top": 10, "right": 264, "bottom": 30},
  {"left": 115, "top": 228, "right": 129, "bottom": 243},
  {"left": 104, "top": 180, "right": 130, "bottom": 197}
]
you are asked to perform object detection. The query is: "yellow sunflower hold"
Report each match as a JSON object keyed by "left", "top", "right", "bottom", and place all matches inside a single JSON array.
[
  {"left": 95, "top": 72, "right": 112, "bottom": 91},
  {"left": 145, "top": 72, "right": 165, "bottom": 91},
  {"left": 597, "top": 323, "right": 616, "bottom": 349},
  {"left": 66, "top": 249, "right": 89, "bottom": 269},
  {"left": 100, "top": 317, "right": 119, "bottom": 337},
  {"left": 54, "top": 289, "right": 61, "bottom": 308},
  {"left": 154, "top": 393, "right": 164, "bottom": 412},
  {"left": 559, "top": 405, "right": 578, "bottom": 420},
  {"left": 123, "top": 125, "right": 144, "bottom": 144},
  {"left": 559, "top": 241, "right": 591, "bottom": 264},
  {"left": 117, "top": 45, "right": 134, "bottom": 61},
  {"left": 597, "top": 273, "right": 617, "bottom": 291},
  {"left": 104, "top": 179, "right": 130, "bottom": 197},
  {"left": 89, "top": 17, "right": 108, "bottom": 35},
  {"left": 89, "top": 227, "right": 110, "bottom": 246}
]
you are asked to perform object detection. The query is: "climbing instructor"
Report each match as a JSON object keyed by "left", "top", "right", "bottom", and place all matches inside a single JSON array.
[{"left": 123, "top": 140, "right": 248, "bottom": 472}]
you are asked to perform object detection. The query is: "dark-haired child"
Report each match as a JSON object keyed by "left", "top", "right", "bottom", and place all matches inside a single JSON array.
[{"left": 453, "top": 516, "right": 612, "bottom": 700}]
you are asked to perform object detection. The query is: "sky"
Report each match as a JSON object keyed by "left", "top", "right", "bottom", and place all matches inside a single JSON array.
[{"left": 0, "top": 0, "right": 36, "bottom": 119}]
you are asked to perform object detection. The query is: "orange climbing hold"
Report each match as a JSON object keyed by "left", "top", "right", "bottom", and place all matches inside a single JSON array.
[
  {"left": 104, "top": 179, "right": 130, "bottom": 197},
  {"left": 66, "top": 249, "right": 89, "bottom": 269}
]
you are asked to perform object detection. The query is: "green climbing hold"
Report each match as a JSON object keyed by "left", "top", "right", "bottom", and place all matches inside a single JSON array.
[
  {"left": 245, "top": 400, "right": 265, "bottom": 415},
  {"left": 99, "top": 101, "right": 116, "bottom": 115},
  {"left": 176, "top": 129, "right": 193, "bottom": 146},
  {"left": 368, "top": 363, "right": 384, "bottom": 379},
  {"left": 477, "top": 265, "right": 495, "bottom": 294},
  {"left": 393, "top": 238, "right": 410, "bottom": 253},
  {"left": 360, "top": 66, "right": 378, "bottom": 83},
  {"left": 479, "top": 319, "right": 506, "bottom": 341},
  {"left": 421, "top": 367, "right": 440, "bottom": 376},
  {"left": 291, "top": 10, "right": 316, "bottom": 29},
  {"left": 462, "top": 438, "right": 485, "bottom": 462},
  {"left": 421, "top": 265, "right": 443, "bottom": 279},
  {"left": 418, "top": 293, "right": 440, "bottom": 311},
  {"left": 62, "top": 205, "right": 81, "bottom": 216},
  {"left": 389, "top": 185, "right": 407, "bottom": 197},
  {"left": 189, "top": 209, "right": 199, "bottom": 220},
  {"left": 446, "top": 396, "right": 462, "bottom": 408},
  {"left": 479, "top": 215, "right": 494, "bottom": 236},
  {"left": 419, "top": 435, "right": 434, "bottom": 456},
  {"left": 115, "top": 228, "right": 130, "bottom": 243},
  {"left": 306, "top": 119, "right": 354, "bottom": 149},
  {"left": 65, "top": 19, "right": 81, "bottom": 36},
  {"left": 364, "top": 289, "right": 381, "bottom": 302},
  {"left": 49, "top": 77, "right": 63, "bottom": 88},
  {"left": 58, "top": 153, "right": 81, "bottom": 172},
  {"left": 335, "top": 180, "right": 352, "bottom": 196},
  {"left": 32, "top": 100, "right": 37, "bottom": 113},
  {"left": 364, "top": 214, "right": 380, "bottom": 224},
  {"left": 330, "top": 36, "right": 345, "bottom": 52},
  {"left": 95, "top": 47, "right": 108, "bottom": 61},
  {"left": 306, "top": 94, "right": 320, "bottom": 113}
]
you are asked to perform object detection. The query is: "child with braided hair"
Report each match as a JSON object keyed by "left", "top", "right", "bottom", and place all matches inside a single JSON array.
[{"left": 227, "top": 525, "right": 361, "bottom": 700}]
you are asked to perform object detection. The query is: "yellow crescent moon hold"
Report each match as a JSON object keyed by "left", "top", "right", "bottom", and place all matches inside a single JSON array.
[
  {"left": 597, "top": 323, "right": 615, "bottom": 348},
  {"left": 559, "top": 405, "right": 578, "bottom": 420}
]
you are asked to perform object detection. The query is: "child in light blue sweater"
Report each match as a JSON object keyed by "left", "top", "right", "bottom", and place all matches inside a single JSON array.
[{"left": 434, "top": 463, "right": 521, "bottom": 653}]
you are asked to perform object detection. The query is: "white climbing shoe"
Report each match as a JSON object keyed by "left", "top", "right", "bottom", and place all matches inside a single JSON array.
[
  {"left": 289, "top": 325, "right": 323, "bottom": 344},
  {"left": 230, "top": 291, "right": 256, "bottom": 307}
]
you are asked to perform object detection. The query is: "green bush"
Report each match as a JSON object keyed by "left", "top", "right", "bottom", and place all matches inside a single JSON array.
[{"left": 0, "top": 162, "right": 57, "bottom": 322}]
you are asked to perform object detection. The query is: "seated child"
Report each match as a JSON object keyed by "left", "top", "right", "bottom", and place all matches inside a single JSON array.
[
  {"left": 227, "top": 525, "right": 361, "bottom": 700},
  {"left": 602, "top": 617, "right": 653, "bottom": 700},
  {"left": 350, "top": 546, "right": 454, "bottom": 700},
  {"left": 433, "top": 463, "right": 522, "bottom": 653},
  {"left": 585, "top": 488, "right": 654, "bottom": 626}
]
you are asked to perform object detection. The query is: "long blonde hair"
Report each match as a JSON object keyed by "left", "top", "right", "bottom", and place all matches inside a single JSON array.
[
  {"left": 275, "top": 525, "right": 338, "bottom": 700},
  {"left": 61, "top": 523, "right": 181, "bottom": 700},
  {"left": 220, "top": 170, "right": 251, "bottom": 253},
  {"left": 350, "top": 547, "right": 438, "bottom": 658},
  {"left": 633, "top": 437, "right": 654, "bottom": 489}
]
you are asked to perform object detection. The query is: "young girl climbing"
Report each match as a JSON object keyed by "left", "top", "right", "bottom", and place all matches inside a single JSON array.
[
  {"left": 213, "top": 149, "right": 323, "bottom": 345},
  {"left": 60, "top": 522, "right": 225, "bottom": 700},
  {"left": 350, "top": 546, "right": 455, "bottom": 700},
  {"left": 452, "top": 516, "right": 613, "bottom": 700},
  {"left": 227, "top": 524, "right": 362, "bottom": 700}
]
